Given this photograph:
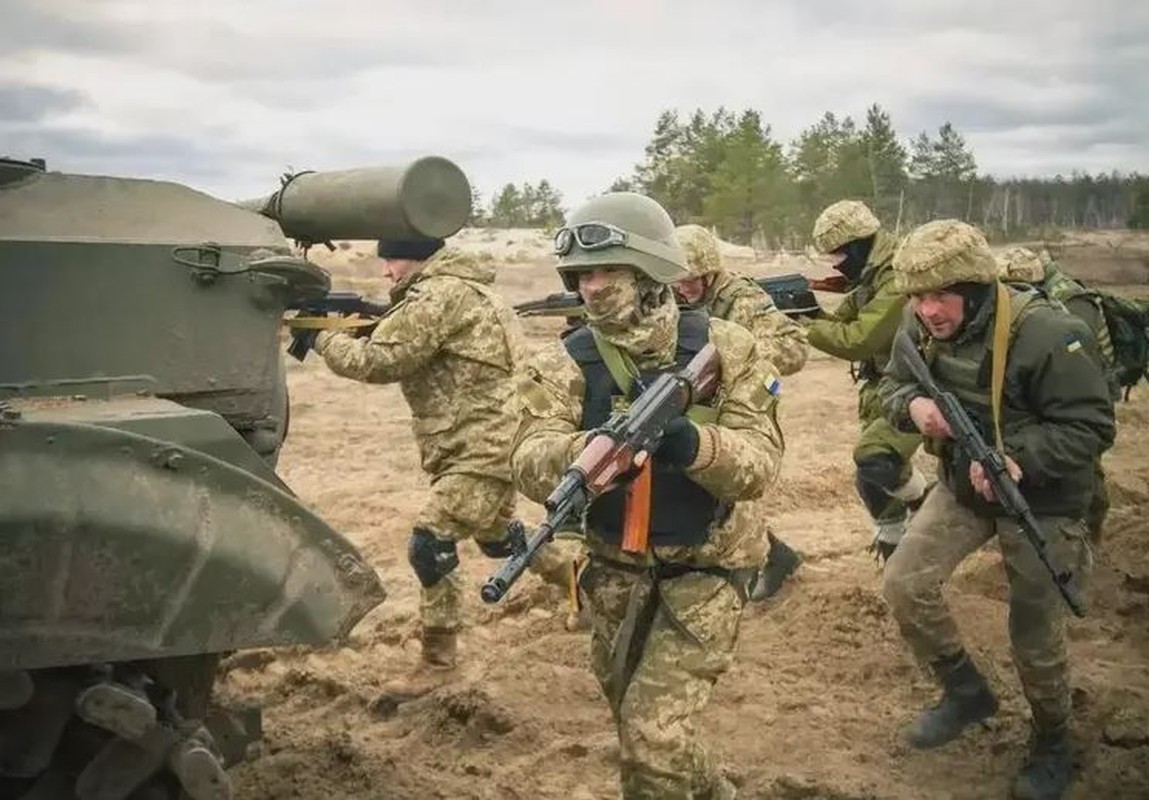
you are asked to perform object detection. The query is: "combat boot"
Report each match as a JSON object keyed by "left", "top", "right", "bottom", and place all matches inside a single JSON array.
[
  {"left": 421, "top": 626, "right": 458, "bottom": 668},
  {"left": 749, "top": 532, "right": 802, "bottom": 601},
  {"left": 1012, "top": 724, "right": 1073, "bottom": 800},
  {"left": 904, "top": 650, "right": 998, "bottom": 749},
  {"left": 371, "top": 627, "right": 458, "bottom": 713}
]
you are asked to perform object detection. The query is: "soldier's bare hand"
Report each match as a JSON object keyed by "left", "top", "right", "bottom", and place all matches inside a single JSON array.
[
  {"left": 969, "top": 457, "right": 1023, "bottom": 502},
  {"left": 908, "top": 397, "right": 953, "bottom": 439}
]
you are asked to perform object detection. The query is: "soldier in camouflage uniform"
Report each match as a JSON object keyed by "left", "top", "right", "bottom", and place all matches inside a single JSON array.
[
  {"left": 879, "top": 220, "right": 1114, "bottom": 800},
  {"left": 997, "top": 246, "right": 1116, "bottom": 541},
  {"left": 511, "top": 193, "right": 786, "bottom": 799},
  {"left": 315, "top": 236, "right": 569, "bottom": 671},
  {"left": 674, "top": 224, "right": 807, "bottom": 600},
  {"left": 806, "top": 200, "right": 927, "bottom": 559}
]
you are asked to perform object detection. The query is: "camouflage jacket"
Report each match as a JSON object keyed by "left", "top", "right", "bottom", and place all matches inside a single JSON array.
[
  {"left": 511, "top": 316, "right": 785, "bottom": 570},
  {"left": 805, "top": 230, "right": 906, "bottom": 381},
  {"left": 879, "top": 290, "right": 1115, "bottom": 518},
  {"left": 705, "top": 270, "right": 810, "bottom": 376},
  {"left": 316, "top": 248, "right": 526, "bottom": 480}
]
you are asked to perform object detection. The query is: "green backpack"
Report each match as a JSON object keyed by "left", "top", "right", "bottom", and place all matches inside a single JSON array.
[{"left": 1094, "top": 291, "right": 1149, "bottom": 399}]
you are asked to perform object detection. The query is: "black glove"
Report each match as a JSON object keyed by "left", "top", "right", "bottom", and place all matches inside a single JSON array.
[
  {"left": 286, "top": 328, "right": 320, "bottom": 361},
  {"left": 654, "top": 417, "right": 700, "bottom": 468}
]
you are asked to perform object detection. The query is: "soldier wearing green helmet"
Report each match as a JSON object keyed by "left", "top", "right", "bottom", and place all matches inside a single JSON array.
[
  {"left": 511, "top": 192, "right": 786, "bottom": 799},
  {"left": 997, "top": 246, "right": 1117, "bottom": 542},
  {"left": 879, "top": 219, "right": 1114, "bottom": 800},
  {"left": 673, "top": 223, "right": 809, "bottom": 600},
  {"left": 805, "top": 200, "right": 927, "bottom": 560}
]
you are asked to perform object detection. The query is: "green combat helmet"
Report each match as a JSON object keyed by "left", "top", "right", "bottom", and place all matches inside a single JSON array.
[
  {"left": 555, "top": 192, "right": 688, "bottom": 289},
  {"left": 892, "top": 219, "right": 999, "bottom": 295},
  {"left": 674, "top": 224, "right": 723, "bottom": 279},
  {"left": 813, "top": 199, "right": 881, "bottom": 254},
  {"left": 996, "top": 246, "right": 1046, "bottom": 284}
]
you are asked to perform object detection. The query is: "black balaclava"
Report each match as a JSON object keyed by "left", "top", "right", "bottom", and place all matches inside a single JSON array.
[{"left": 833, "top": 234, "right": 876, "bottom": 283}]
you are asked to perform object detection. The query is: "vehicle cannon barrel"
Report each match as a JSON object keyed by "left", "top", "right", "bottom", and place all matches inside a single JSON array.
[{"left": 237, "top": 155, "right": 472, "bottom": 244}]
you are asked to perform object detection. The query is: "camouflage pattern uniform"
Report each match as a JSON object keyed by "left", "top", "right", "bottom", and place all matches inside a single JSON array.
[
  {"left": 806, "top": 200, "right": 925, "bottom": 555},
  {"left": 879, "top": 220, "right": 1114, "bottom": 799},
  {"left": 513, "top": 193, "right": 785, "bottom": 799},
  {"left": 316, "top": 246, "right": 567, "bottom": 660},
  {"left": 675, "top": 224, "right": 809, "bottom": 376},
  {"left": 997, "top": 246, "right": 1115, "bottom": 540},
  {"left": 675, "top": 224, "right": 806, "bottom": 600}
]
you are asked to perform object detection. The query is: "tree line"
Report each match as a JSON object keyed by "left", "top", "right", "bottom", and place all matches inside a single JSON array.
[{"left": 471, "top": 104, "right": 1149, "bottom": 245}]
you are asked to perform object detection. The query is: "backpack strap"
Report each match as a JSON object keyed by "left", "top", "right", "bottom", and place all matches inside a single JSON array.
[
  {"left": 589, "top": 327, "right": 639, "bottom": 396},
  {"left": 990, "top": 285, "right": 1040, "bottom": 455}
]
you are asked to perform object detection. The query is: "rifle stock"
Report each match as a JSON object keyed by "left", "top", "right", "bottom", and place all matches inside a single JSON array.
[
  {"left": 893, "top": 333, "right": 1086, "bottom": 617},
  {"left": 480, "top": 343, "right": 721, "bottom": 603}
]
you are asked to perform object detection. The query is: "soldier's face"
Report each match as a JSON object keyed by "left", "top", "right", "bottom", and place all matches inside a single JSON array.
[
  {"left": 673, "top": 277, "right": 707, "bottom": 305},
  {"left": 380, "top": 258, "right": 421, "bottom": 284},
  {"left": 911, "top": 290, "right": 965, "bottom": 340}
]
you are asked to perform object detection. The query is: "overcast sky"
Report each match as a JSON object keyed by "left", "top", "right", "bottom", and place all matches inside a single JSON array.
[{"left": 2, "top": 0, "right": 1147, "bottom": 209}]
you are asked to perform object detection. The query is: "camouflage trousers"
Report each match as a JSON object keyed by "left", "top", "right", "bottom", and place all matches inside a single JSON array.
[
  {"left": 883, "top": 483, "right": 1092, "bottom": 727},
  {"left": 853, "top": 381, "right": 923, "bottom": 524},
  {"left": 579, "top": 557, "right": 743, "bottom": 800},
  {"left": 415, "top": 472, "right": 571, "bottom": 630}
]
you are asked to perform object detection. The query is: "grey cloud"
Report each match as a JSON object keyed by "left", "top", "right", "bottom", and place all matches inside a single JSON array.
[
  {"left": 0, "top": 126, "right": 267, "bottom": 187},
  {"left": 3, "top": 0, "right": 1146, "bottom": 204},
  {"left": 0, "top": 84, "right": 86, "bottom": 122},
  {"left": 0, "top": 2, "right": 141, "bottom": 57},
  {"left": 495, "top": 125, "right": 640, "bottom": 155}
]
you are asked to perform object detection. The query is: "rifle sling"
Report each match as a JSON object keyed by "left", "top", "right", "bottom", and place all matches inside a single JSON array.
[
  {"left": 589, "top": 328, "right": 719, "bottom": 425},
  {"left": 284, "top": 316, "right": 378, "bottom": 330},
  {"left": 990, "top": 281, "right": 1010, "bottom": 455},
  {"left": 989, "top": 283, "right": 1039, "bottom": 456}
]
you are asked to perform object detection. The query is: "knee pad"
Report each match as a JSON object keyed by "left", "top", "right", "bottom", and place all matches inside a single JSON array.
[
  {"left": 476, "top": 519, "right": 527, "bottom": 559},
  {"left": 408, "top": 527, "right": 459, "bottom": 588},
  {"left": 854, "top": 453, "right": 907, "bottom": 518}
]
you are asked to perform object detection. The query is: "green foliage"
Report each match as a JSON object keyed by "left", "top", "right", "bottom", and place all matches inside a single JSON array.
[
  {"left": 613, "top": 104, "right": 1143, "bottom": 245},
  {"left": 1129, "top": 179, "right": 1149, "bottom": 229},
  {"left": 484, "top": 179, "right": 566, "bottom": 228}
]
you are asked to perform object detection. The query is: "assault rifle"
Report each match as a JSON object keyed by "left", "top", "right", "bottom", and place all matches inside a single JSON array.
[
  {"left": 284, "top": 291, "right": 390, "bottom": 361},
  {"left": 480, "top": 343, "right": 722, "bottom": 603},
  {"left": 893, "top": 333, "right": 1086, "bottom": 617},
  {"left": 514, "top": 272, "right": 837, "bottom": 321}
]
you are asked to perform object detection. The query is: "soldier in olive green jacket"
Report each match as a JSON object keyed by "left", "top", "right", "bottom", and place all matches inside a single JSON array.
[
  {"left": 805, "top": 200, "right": 926, "bottom": 559},
  {"left": 997, "top": 246, "right": 1116, "bottom": 541},
  {"left": 879, "top": 220, "right": 1114, "bottom": 800}
]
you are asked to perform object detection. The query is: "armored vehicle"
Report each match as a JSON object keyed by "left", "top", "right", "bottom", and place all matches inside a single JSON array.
[{"left": 0, "top": 155, "right": 473, "bottom": 798}]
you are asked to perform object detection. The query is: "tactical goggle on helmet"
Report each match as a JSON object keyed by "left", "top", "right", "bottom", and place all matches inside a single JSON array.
[{"left": 553, "top": 221, "right": 688, "bottom": 290}]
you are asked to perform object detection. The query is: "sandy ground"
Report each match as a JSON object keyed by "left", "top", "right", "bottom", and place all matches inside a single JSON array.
[{"left": 220, "top": 232, "right": 1149, "bottom": 799}]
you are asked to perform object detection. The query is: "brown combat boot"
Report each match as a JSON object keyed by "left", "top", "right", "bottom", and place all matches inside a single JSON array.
[
  {"left": 421, "top": 626, "right": 458, "bottom": 668},
  {"left": 369, "top": 627, "right": 458, "bottom": 715}
]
